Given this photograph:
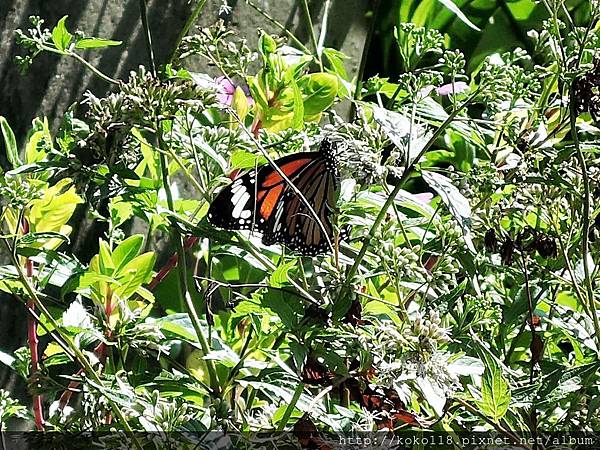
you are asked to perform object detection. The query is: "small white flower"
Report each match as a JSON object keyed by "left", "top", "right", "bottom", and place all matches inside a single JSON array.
[
  {"left": 49, "top": 400, "right": 74, "bottom": 421},
  {"left": 62, "top": 300, "right": 92, "bottom": 329},
  {"left": 219, "top": 0, "right": 233, "bottom": 15}
]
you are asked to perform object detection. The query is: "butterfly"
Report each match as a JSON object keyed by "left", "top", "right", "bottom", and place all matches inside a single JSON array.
[{"left": 207, "top": 138, "right": 339, "bottom": 256}]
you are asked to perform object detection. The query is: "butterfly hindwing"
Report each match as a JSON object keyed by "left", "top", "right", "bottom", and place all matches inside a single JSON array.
[{"left": 207, "top": 169, "right": 261, "bottom": 231}]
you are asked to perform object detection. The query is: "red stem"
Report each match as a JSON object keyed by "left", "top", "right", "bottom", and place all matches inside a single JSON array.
[
  {"left": 58, "top": 236, "right": 199, "bottom": 411},
  {"left": 147, "top": 236, "right": 199, "bottom": 290},
  {"left": 22, "top": 219, "right": 45, "bottom": 431}
]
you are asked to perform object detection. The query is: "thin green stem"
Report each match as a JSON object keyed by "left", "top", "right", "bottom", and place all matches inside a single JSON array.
[
  {"left": 169, "top": 0, "right": 208, "bottom": 65},
  {"left": 40, "top": 45, "right": 119, "bottom": 85},
  {"left": 157, "top": 124, "right": 220, "bottom": 394},
  {"left": 338, "top": 92, "right": 477, "bottom": 303},
  {"left": 300, "top": 0, "right": 321, "bottom": 68},
  {"left": 245, "top": 0, "right": 311, "bottom": 53},
  {"left": 138, "top": 0, "right": 156, "bottom": 74},
  {"left": 569, "top": 83, "right": 600, "bottom": 351},
  {"left": 276, "top": 382, "right": 305, "bottom": 431},
  {"left": 349, "top": 0, "right": 381, "bottom": 119},
  {"left": 317, "top": 0, "right": 332, "bottom": 54}
]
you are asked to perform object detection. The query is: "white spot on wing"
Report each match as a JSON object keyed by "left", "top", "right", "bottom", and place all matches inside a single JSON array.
[
  {"left": 232, "top": 192, "right": 250, "bottom": 218},
  {"left": 231, "top": 185, "right": 248, "bottom": 207}
]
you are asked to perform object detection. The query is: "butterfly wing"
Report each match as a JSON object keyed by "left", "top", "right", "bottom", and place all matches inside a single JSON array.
[
  {"left": 263, "top": 158, "right": 338, "bottom": 255},
  {"left": 207, "top": 152, "right": 319, "bottom": 232},
  {"left": 208, "top": 140, "right": 339, "bottom": 255}
]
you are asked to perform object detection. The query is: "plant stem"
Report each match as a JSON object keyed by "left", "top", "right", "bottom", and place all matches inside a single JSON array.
[
  {"left": 317, "top": 0, "right": 332, "bottom": 54},
  {"left": 349, "top": 0, "right": 382, "bottom": 119},
  {"left": 276, "top": 382, "right": 305, "bottom": 431},
  {"left": 245, "top": 0, "right": 311, "bottom": 53},
  {"left": 300, "top": 0, "right": 321, "bottom": 68},
  {"left": 148, "top": 236, "right": 200, "bottom": 290},
  {"left": 22, "top": 219, "right": 44, "bottom": 431},
  {"left": 339, "top": 92, "right": 477, "bottom": 303},
  {"left": 169, "top": 0, "right": 208, "bottom": 65},
  {"left": 8, "top": 249, "right": 141, "bottom": 449},
  {"left": 138, "top": 0, "right": 156, "bottom": 75},
  {"left": 569, "top": 83, "right": 600, "bottom": 350},
  {"left": 156, "top": 124, "right": 220, "bottom": 395},
  {"left": 40, "top": 45, "right": 120, "bottom": 85}
]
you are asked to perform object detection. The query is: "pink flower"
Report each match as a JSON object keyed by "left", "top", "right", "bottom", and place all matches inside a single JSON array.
[
  {"left": 215, "top": 76, "right": 254, "bottom": 107},
  {"left": 436, "top": 81, "right": 469, "bottom": 96}
]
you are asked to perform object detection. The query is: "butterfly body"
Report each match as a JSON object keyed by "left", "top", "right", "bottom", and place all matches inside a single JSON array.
[{"left": 208, "top": 139, "right": 339, "bottom": 256}]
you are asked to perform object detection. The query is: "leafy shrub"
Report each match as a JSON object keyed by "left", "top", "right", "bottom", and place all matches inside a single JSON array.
[{"left": 1, "top": 0, "right": 600, "bottom": 445}]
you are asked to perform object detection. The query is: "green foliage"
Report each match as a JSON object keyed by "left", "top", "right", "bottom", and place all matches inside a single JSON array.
[{"left": 1, "top": 0, "right": 600, "bottom": 441}]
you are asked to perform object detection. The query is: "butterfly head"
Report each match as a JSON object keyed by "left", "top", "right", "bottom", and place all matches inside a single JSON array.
[{"left": 319, "top": 137, "right": 339, "bottom": 175}]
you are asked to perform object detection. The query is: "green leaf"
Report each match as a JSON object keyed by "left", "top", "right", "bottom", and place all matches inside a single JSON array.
[
  {"left": 114, "top": 252, "right": 156, "bottom": 300},
  {"left": 112, "top": 235, "right": 144, "bottom": 274},
  {"left": 230, "top": 150, "right": 267, "bottom": 170},
  {"left": 259, "top": 33, "right": 277, "bottom": 60},
  {"left": 269, "top": 260, "right": 296, "bottom": 288},
  {"left": 25, "top": 123, "right": 52, "bottom": 165},
  {"left": 0, "top": 116, "right": 20, "bottom": 169},
  {"left": 299, "top": 72, "right": 339, "bottom": 116},
  {"left": 28, "top": 178, "right": 84, "bottom": 250},
  {"left": 434, "top": 0, "right": 481, "bottom": 31},
  {"left": 75, "top": 38, "right": 122, "bottom": 49},
  {"left": 0, "top": 350, "right": 15, "bottom": 368},
  {"left": 323, "top": 48, "right": 349, "bottom": 80},
  {"left": 97, "top": 240, "right": 115, "bottom": 274},
  {"left": 51, "top": 16, "right": 73, "bottom": 52},
  {"left": 477, "top": 365, "right": 510, "bottom": 422}
]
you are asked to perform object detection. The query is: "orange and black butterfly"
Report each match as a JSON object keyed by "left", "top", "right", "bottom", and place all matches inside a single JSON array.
[{"left": 207, "top": 138, "right": 339, "bottom": 256}]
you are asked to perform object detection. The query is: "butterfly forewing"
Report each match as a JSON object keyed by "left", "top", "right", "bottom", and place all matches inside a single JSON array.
[{"left": 207, "top": 139, "right": 339, "bottom": 256}]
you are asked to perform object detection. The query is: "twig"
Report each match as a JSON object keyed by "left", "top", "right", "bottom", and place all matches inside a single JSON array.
[
  {"left": 138, "top": 0, "right": 156, "bottom": 75},
  {"left": 569, "top": 82, "right": 600, "bottom": 350},
  {"left": 338, "top": 91, "right": 478, "bottom": 303},
  {"left": 169, "top": 0, "right": 208, "bottom": 65},
  {"left": 21, "top": 219, "right": 44, "bottom": 431},
  {"left": 40, "top": 45, "right": 120, "bottom": 85},
  {"left": 300, "top": 0, "right": 321, "bottom": 68},
  {"left": 276, "top": 382, "right": 305, "bottom": 431},
  {"left": 349, "top": 0, "right": 382, "bottom": 119},
  {"left": 316, "top": 0, "right": 332, "bottom": 55},
  {"left": 156, "top": 122, "right": 220, "bottom": 395},
  {"left": 244, "top": 0, "right": 311, "bottom": 53}
]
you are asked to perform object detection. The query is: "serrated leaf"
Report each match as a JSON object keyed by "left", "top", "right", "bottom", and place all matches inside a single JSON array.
[{"left": 477, "top": 366, "right": 510, "bottom": 422}]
